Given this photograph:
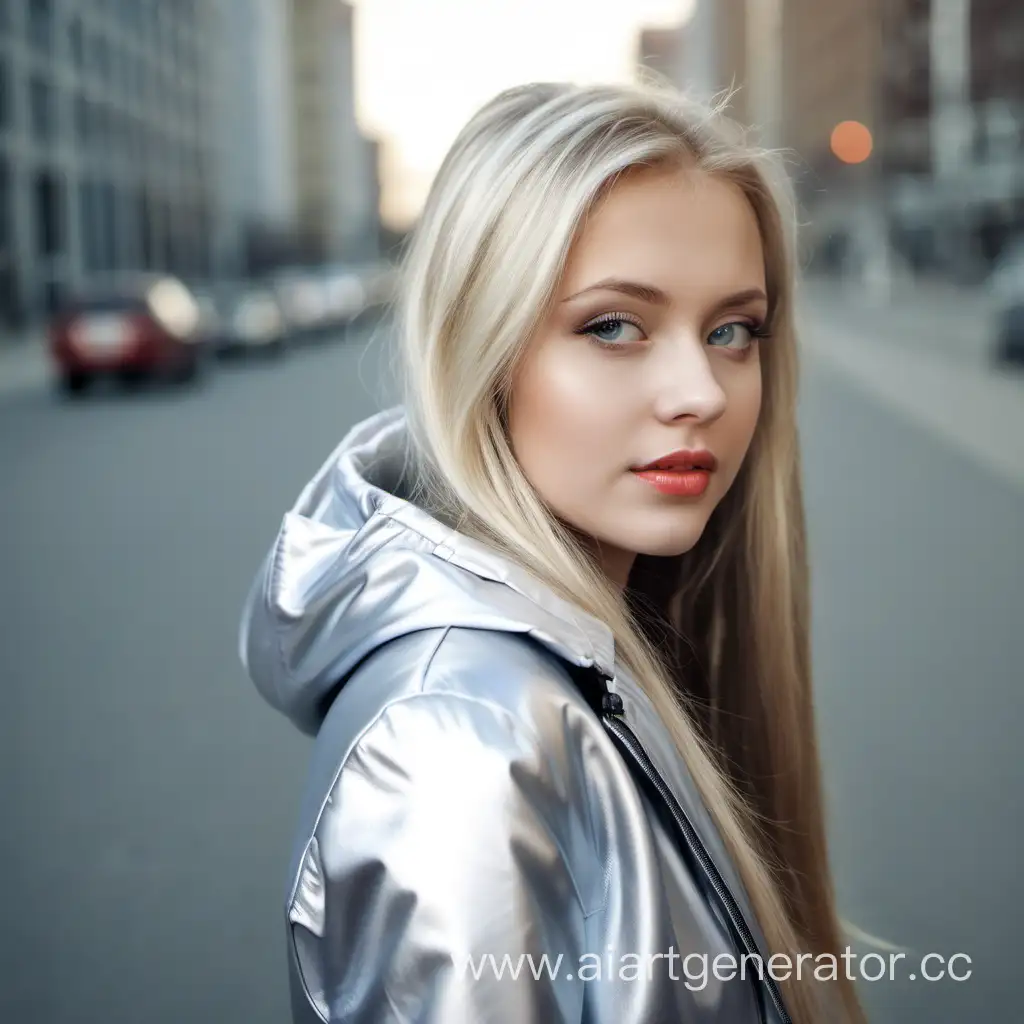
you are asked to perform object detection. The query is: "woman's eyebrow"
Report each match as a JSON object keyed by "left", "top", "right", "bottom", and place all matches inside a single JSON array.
[
  {"left": 561, "top": 279, "right": 768, "bottom": 315},
  {"left": 706, "top": 287, "right": 769, "bottom": 318},
  {"left": 561, "top": 278, "right": 667, "bottom": 304}
]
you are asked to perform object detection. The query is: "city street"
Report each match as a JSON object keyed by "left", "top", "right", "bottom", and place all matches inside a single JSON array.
[{"left": 1, "top": 306, "right": 1021, "bottom": 1023}]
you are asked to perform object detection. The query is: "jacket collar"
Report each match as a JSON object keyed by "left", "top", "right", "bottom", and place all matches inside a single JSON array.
[{"left": 239, "top": 405, "right": 615, "bottom": 735}]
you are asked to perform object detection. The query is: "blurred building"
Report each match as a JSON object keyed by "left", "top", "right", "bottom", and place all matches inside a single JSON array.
[
  {"left": 0, "top": 0, "right": 382, "bottom": 337},
  {"left": 881, "top": 0, "right": 1024, "bottom": 274},
  {"left": 212, "top": 0, "right": 299, "bottom": 278},
  {"left": 0, "top": 0, "right": 221, "bottom": 328},
  {"left": 645, "top": 0, "right": 1024, "bottom": 281},
  {"left": 657, "top": 1, "right": 756, "bottom": 129},
  {"left": 290, "top": 0, "right": 380, "bottom": 264},
  {"left": 662, "top": 0, "right": 879, "bottom": 170},
  {"left": 636, "top": 27, "right": 685, "bottom": 84}
]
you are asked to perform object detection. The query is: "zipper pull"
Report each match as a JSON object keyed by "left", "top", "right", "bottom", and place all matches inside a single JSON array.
[{"left": 601, "top": 691, "right": 624, "bottom": 718}]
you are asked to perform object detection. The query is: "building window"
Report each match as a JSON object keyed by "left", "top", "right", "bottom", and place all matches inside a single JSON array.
[
  {"left": 0, "top": 157, "right": 9, "bottom": 249},
  {"left": 99, "top": 181, "right": 116, "bottom": 271},
  {"left": 28, "top": 0, "right": 53, "bottom": 52},
  {"left": 93, "top": 36, "right": 109, "bottom": 85},
  {"left": 139, "top": 187, "right": 153, "bottom": 269},
  {"left": 110, "top": 108, "right": 125, "bottom": 157},
  {"left": 30, "top": 78, "right": 53, "bottom": 142},
  {"left": 93, "top": 103, "right": 108, "bottom": 152},
  {"left": 115, "top": 49, "right": 130, "bottom": 95},
  {"left": 126, "top": 114, "right": 140, "bottom": 161},
  {"left": 125, "top": 0, "right": 140, "bottom": 35},
  {"left": 34, "top": 170, "right": 63, "bottom": 257},
  {"left": 79, "top": 179, "right": 95, "bottom": 271},
  {"left": 76, "top": 96, "right": 90, "bottom": 146},
  {"left": 0, "top": 156, "right": 18, "bottom": 325},
  {"left": 0, "top": 60, "right": 9, "bottom": 132},
  {"left": 70, "top": 19, "right": 84, "bottom": 71},
  {"left": 144, "top": 2, "right": 160, "bottom": 46}
]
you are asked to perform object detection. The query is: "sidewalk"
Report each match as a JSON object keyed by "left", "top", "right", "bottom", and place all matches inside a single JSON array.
[
  {"left": 799, "top": 280, "right": 1024, "bottom": 491},
  {"left": 800, "top": 275, "right": 1000, "bottom": 367},
  {"left": 0, "top": 327, "right": 50, "bottom": 398}
]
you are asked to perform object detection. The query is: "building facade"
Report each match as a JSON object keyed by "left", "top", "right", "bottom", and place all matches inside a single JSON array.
[
  {"left": 0, "top": 0, "right": 381, "bottom": 336},
  {"left": 636, "top": 26, "right": 685, "bottom": 85},
  {"left": 647, "top": 0, "right": 1024, "bottom": 279},
  {"left": 662, "top": 1, "right": 756, "bottom": 132},
  {"left": 880, "top": 0, "right": 1024, "bottom": 272},
  {"left": 212, "top": 0, "right": 298, "bottom": 277},
  {"left": 0, "top": 0, "right": 221, "bottom": 328},
  {"left": 290, "top": 0, "right": 379, "bottom": 264}
]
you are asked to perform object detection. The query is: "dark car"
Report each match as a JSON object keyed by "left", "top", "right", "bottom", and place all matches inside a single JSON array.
[
  {"left": 996, "top": 301, "right": 1024, "bottom": 366},
  {"left": 192, "top": 280, "right": 287, "bottom": 358},
  {"left": 270, "top": 269, "right": 332, "bottom": 340},
  {"left": 49, "top": 275, "right": 205, "bottom": 393},
  {"left": 989, "top": 245, "right": 1024, "bottom": 367}
]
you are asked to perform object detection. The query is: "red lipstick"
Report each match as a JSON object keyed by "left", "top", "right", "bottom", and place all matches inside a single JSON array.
[{"left": 631, "top": 449, "right": 717, "bottom": 497}]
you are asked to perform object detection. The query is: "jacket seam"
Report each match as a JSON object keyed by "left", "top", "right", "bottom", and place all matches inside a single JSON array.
[
  {"left": 372, "top": 506, "right": 453, "bottom": 559},
  {"left": 290, "top": 924, "right": 328, "bottom": 1024},
  {"left": 268, "top": 528, "right": 291, "bottom": 687},
  {"left": 424, "top": 630, "right": 601, "bottom": 919},
  {"left": 575, "top": 723, "right": 610, "bottom": 924},
  {"left": 417, "top": 625, "right": 453, "bottom": 693}
]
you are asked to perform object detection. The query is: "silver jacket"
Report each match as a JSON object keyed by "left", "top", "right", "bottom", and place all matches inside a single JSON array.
[{"left": 240, "top": 406, "right": 792, "bottom": 1024}]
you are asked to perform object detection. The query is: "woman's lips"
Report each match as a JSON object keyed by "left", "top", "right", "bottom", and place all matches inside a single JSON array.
[{"left": 631, "top": 468, "right": 711, "bottom": 497}]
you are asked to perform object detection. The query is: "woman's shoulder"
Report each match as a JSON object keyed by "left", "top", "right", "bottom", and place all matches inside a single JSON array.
[
  {"left": 287, "top": 626, "right": 612, "bottom": 904},
  {"left": 285, "top": 629, "right": 618, "bottom": 1022},
  {"left": 293, "top": 626, "right": 603, "bottom": 841},
  {"left": 335, "top": 622, "right": 593, "bottom": 737}
]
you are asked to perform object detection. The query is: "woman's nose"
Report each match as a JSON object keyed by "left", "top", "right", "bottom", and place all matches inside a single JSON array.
[{"left": 650, "top": 339, "right": 728, "bottom": 424}]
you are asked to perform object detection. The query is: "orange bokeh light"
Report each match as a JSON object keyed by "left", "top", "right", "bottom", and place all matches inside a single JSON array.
[{"left": 830, "top": 121, "right": 873, "bottom": 164}]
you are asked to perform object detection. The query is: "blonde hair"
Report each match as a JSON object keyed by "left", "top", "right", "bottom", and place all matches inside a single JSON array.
[{"left": 395, "top": 81, "right": 866, "bottom": 1023}]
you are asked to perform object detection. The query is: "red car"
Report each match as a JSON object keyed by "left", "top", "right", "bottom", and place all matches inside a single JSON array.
[{"left": 49, "top": 275, "right": 206, "bottom": 393}]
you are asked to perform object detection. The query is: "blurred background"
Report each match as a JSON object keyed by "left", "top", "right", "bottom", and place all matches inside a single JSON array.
[{"left": 0, "top": 2, "right": 1021, "bottom": 1023}]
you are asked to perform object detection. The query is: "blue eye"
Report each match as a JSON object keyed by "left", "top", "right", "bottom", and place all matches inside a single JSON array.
[
  {"left": 576, "top": 314, "right": 645, "bottom": 347},
  {"left": 707, "top": 322, "right": 763, "bottom": 350}
]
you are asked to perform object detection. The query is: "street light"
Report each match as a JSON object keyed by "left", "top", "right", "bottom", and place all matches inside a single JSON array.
[{"left": 830, "top": 121, "right": 874, "bottom": 165}]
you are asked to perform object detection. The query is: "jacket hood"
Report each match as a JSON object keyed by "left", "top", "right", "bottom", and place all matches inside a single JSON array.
[{"left": 239, "top": 405, "right": 616, "bottom": 735}]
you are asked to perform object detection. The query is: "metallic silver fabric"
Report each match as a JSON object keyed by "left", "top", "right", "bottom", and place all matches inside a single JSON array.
[{"left": 240, "top": 406, "right": 785, "bottom": 1023}]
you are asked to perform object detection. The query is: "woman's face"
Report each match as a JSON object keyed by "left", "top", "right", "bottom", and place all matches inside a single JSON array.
[{"left": 507, "top": 165, "right": 768, "bottom": 587}]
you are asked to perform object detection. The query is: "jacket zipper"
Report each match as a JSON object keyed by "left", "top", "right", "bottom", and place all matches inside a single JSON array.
[{"left": 598, "top": 687, "right": 792, "bottom": 1024}]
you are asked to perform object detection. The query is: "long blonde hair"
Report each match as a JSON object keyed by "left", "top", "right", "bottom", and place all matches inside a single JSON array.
[{"left": 395, "top": 81, "right": 865, "bottom": 1023}]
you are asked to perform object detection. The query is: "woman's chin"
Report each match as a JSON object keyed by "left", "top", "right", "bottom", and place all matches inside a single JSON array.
[{"left": 601, "top": 511, "right": 711, "bottom": 560}]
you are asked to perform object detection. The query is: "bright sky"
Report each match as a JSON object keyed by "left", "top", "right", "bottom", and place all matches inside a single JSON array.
[{"left": 350, "top": 0, "right": 696, "bottom": 228}]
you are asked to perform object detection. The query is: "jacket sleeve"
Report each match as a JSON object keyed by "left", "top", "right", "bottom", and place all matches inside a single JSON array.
[{"left": 302, "top": 691, "right": 592, "bottom": 1024}]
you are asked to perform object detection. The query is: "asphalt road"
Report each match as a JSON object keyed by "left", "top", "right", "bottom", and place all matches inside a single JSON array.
[{"left": 1, "top": 316, "right": 1020, "bottom": 1023}]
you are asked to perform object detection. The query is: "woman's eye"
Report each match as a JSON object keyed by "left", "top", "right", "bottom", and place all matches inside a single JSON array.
[
  {"left": 707, "top": 322, "right": 757, "bottom": 350},
  {"left": 581, "top": 317, "right": 645, "bottom": 346}
]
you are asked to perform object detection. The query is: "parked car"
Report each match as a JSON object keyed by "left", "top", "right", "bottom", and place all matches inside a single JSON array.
[
  {"left": 271, "top": 269, "right": 332, "bottom": 339},
  {"left": 995, "top": 300, "right": 1024, "bottom": 367},
  {"left": 987, "top": 240, "right": 1024, "bottom": 304},
  {"left": 989, "top": 244, "right": 1024, "bottom": 367},
  {"left": 49, "top": 274, "right": 205, "bottom": 393},
  {"left": 192, "top": 280, "right": 287, "bottom": 358},
  {"left": 320, "top": 267, "right": 367, "bottom": 328}
]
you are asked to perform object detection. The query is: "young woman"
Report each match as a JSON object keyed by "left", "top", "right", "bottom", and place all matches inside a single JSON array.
[{"left": 240, "top": 81, "right": 866, "bottom": 1023}]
